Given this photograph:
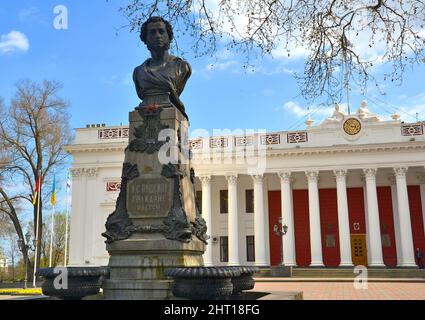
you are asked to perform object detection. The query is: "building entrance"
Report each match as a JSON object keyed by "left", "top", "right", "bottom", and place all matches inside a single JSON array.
[{"left": 351, "top": 234, "right": 368, "bottom": 266}]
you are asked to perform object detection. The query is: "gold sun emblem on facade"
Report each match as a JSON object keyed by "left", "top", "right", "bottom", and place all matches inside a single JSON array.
[{"left": 343, "top": 118, "right": 361, "bottom": 135}]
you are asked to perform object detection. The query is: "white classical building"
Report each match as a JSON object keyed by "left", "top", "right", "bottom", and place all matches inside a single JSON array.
[{"left": 65, "top": 102, "right": 425, "bottom": 268}]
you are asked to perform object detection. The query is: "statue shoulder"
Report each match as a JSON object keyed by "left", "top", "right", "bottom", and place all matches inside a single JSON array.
[
  {"left": 173, "top": 56, "right": 192, "bottom": 76},
  {"left": 133, "top": 61, "right": 149, "bottom": 75}
]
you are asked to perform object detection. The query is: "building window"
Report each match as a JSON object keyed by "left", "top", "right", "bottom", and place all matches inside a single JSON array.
[
  {"left": 246, "top": 235, "right": 255, "bottom": 262},
  {"left": 220, "top": 236, "right": 229, "bottom": 262},
  {"left": 195, "top": 190, "right": 202, "bottom": 213},
  {"left": 220, "top": 190, "right": 228, "bottom": 214},
  {"left": 245, "top": 189, "right": 254, "bottom": 213}
]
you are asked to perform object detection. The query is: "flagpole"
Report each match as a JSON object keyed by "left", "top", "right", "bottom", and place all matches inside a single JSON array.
[
  {"left": 33, "top": 170, "right": 41, "bottom": 288},
  {"left": 64, "top": 171, "right": 70, "bottom": 267},
  {"left": 49, "top": 175, "right": 56, "bottom": 267},
  {"left": 49, "top": 204, "right": 55, "bottom": 267}
]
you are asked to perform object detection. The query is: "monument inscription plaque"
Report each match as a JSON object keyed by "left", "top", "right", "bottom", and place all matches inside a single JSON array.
[{"left": 127, "top": 177, "right": 173, "bottom": 218}]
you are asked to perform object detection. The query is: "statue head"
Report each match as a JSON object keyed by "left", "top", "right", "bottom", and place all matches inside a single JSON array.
[{"left": 140, "top": 16, "right": 174, "bottom": 52}]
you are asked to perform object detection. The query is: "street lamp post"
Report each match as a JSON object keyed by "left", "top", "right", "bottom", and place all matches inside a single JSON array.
[
  {"left": 17, "top": 231, "right": 35, "bottom": 289},
  {"left": 273, "top": 217, "right": 288, "bottom": 266}
]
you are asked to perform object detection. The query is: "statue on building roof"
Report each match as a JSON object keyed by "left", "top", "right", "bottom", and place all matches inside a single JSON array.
[
  {"left": 320, "top": 103, "right": 345, "bottom": 126},
  {"left": 357, "top": 100, "right": 380, "bottom": 122}
]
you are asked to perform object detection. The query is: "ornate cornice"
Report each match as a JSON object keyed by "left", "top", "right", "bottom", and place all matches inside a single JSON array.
[
  {"left": 265, "top": 141, "right": 425, "bottom": 158},
  {"left": 62, "top": 142, "right": 127, "bottom": 154}
]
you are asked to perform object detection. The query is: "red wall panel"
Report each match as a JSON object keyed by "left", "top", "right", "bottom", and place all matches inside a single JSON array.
[
  {"left": 267, "top": 191, "right": 282, "bottom": 266},
  {"left": 408, "top": 186, "right": 425, "bottom": 261},
  {"left": 293, "top": 189, "right": 311, "bottom": 266},
  {"left": 319, "top": 189, "right": 340, "bottom": 267},
  {"left": 377, "top": 187, "right": 397, "bottom": 267},
  {"left": 347, "top": 188, "right": 366, "bottom": 234}
]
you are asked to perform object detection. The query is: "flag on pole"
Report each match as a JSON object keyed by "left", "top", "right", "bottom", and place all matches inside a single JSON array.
[
  {"left": 66, "top": 171, "right": 71, "bottom": 193},
  {"left": 51, "top": 175, "right": 56, "bottom": 206},
  {"left": 32, "top": 175, "right": 41, "bottom": 205}
]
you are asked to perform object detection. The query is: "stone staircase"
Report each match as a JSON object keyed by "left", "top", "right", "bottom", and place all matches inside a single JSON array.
[{"left": 291, "top": 267, "right": 425, "bottom": 279}]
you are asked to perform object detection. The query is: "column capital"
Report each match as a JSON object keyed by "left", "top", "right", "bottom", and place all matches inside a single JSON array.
[
  {"left": 199, "top": 175, "right": 212, "bottom": 185},
  {"left": 333, "top": 169, "right": 348, "bottom": 179},
  {"left": 278, "top": 171, "right": 291, "bottom": 184},
  {"left": 85, "top": 167, "right": 99, "bottom": 178},
  {"left": 250, "top": 174, "right": 264, "bottom": 184},
  {"left": 393, "top": 166, "right": 408, "bottom": 178},
  {"left": 225, "top": 174, "right": 238, "bottom": 185},
  {"left": 363, "top": 168, "right": 377, "bottom": 179},
  {"left": 70, "top": 168, "right": 84, "bottom": 177},
  {"left": 305, "top": 170, "right": 319, "bottom": 183}
]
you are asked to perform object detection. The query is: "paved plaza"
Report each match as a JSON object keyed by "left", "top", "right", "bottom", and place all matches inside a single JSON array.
[{"left": 253, "top": 280, "right": 425, "bottom": 300}]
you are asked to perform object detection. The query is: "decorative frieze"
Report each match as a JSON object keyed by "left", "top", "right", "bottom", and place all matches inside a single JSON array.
[
  {"left": 401, "top": 124, "right": 423, "bottom": 136},
  {"left": 235, "top": 136, "right": 254, "bottom": 147},
  {"left": 260, "top": 134, "right": 280, "bottom": 145},
  {"left": 106, "top": 181, "right": 121, "bottom": 192},
  {"left": 98, "top": 128, "right": 129, "bottom": 139},
  {"left": 287, "top": 131, "right": 308, "bottom": 144},
  {"left": 189, "top": 139, "right": 203, "bottom": 149},
  {"left": 210, "top": 137, "right": 228, "bottom": 148}
]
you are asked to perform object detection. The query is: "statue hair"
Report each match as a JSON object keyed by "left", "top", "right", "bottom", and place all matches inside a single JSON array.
[{"left": 140, "top": 16, "right": 174, "bottom": 44}]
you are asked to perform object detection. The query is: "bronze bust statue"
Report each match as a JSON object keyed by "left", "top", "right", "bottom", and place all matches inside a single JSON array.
[{"left": 133, "top": 16, "right": 192, "bottom": 118}]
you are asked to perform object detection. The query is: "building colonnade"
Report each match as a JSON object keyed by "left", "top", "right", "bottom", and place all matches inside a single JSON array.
[{"left": 199, "top": 166, "right": 423, "bottom": 268}]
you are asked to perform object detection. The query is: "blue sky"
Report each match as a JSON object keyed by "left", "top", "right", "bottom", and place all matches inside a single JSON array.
[{"left": 1, "top": 1, "right": 425, "bottom": 219}]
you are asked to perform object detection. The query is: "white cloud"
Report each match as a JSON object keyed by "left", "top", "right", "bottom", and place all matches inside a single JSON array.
[
  {"left": 282, "top": 101, "right": 350, "bottom": 122},
  {"left": 0, "top": 31, "right": 29, "bottom": 54}
]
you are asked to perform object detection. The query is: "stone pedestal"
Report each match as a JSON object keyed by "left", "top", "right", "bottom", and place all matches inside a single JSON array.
[
  {"left": 102, "top": 102, "right": 207, "bottom": 300},
  {"left": 103, "top": 238, "right": 204, "bottom": 300}
]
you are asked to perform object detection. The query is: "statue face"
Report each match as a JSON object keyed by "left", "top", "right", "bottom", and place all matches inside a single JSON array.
[{"left": 146, "top": 21, "right": 170, "bottom": 52}]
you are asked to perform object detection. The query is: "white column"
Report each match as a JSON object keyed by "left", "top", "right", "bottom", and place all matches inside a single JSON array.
[
  {"left": 200, "top": 175, "right": 213, "bottom": 266},
  {"left": 334, "top": 169, "right": 353, "bottom": 267},
  {"left": 251, "top": 174, "right": 268, "bottom": 266},
  {"left": 278, "top": 171, "right": 297, "bottom": 266},
  {"left": 363, "top": 168, "right": 385, "bottom": 267},
  {"left": 306, "top": 170, "right": 324, "bottom": 267},
  {"left": 68, "top": 169, "right": 85, "bottom": 266},
  {"left": 418, "top": 173, "right": 425, "bottom": 247},
  {"left": 390, "top": 179, "right": 403, "bottom": 266},
  {"left": 225, "top": 174, "right": 239, "bottom": 266},
  {"left": 394, "top": 167, "right": 416, "bottom": 267}
]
